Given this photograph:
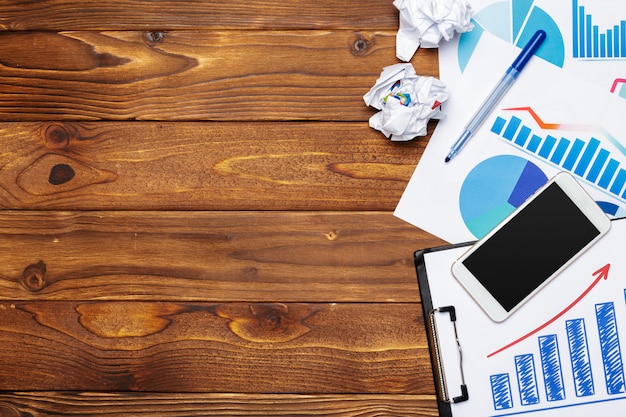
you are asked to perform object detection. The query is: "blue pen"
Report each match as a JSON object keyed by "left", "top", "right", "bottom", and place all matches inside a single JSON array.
[{"left": 445, "top": 29, "right": 547, "bottom": 162}]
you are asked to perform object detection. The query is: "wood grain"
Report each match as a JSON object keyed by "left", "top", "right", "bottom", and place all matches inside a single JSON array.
[
  {"left": 0, "top": 211, "right": 443, "bottom": 302},
  {"left": 0, "top": 1, "right": 445, "bottom": 414},
  {"left": 0, "top": 392, "right": 440, "bottom": 416},
  {"left": 0, "top": 301, "right": 433, "bottom": 393},
  {"left": 0, "top": 1, "right": 400, "bottom": 31},
  {"left": 0, "top": 31, "right": 438, "bottom": 121},
  {"left": 0, "top": 121, "right": 434, "bottom": 210}
]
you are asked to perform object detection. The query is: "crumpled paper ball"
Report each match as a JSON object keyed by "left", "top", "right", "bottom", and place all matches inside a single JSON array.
[
  {"left": 363, "top": 63, "right": 449, "bottom": 141},
  {"left": 394, "top": 0, "right": 474, "bottom": 61}
]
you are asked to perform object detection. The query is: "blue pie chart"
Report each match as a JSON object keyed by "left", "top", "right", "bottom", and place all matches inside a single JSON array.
[
  {"left": 458, "top": 0, "right": 565, "bottom": 72},
  {"left": 460, "top": 155, "right": 548, "bottom": 238}
]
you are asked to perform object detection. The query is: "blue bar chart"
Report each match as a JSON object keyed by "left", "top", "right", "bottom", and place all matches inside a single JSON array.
[
  {"left": 572, "top": 0, "right": 626, "bottom": 59},
  {"left": 489, "top": 297, "right": 626, "bottom": 412},
  {"left": 490, "top": 114, "right": 626, "bottom": 202}
]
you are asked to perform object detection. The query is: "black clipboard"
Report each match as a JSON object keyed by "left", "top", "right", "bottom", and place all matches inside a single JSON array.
[
  {"left": 414, "top": 218, "right": 626, "bottom": 416},
  {"left": 415, "top": 243, "right": 473, "bottom": 417}
]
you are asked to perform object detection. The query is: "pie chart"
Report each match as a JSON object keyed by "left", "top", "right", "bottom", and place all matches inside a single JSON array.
[
  {"left": 458, "top": 0, "right": 565, "bottom": 72},
  {"left": 459, "top": 155, "right": 548, "bottom": 238}
]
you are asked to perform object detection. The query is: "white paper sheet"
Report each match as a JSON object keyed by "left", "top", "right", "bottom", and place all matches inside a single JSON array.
[
  {"left": 395, "top": 32, "right": 626, "bottom": 243},
  {"left": 440, "top": 0, "right": 626, "bottom": 98}
]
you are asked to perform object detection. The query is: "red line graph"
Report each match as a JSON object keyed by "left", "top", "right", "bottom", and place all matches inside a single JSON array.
[
  {"left": 611, "top": 78, "right": 626, "bottom": 93},
  {"left": 501, "top": 106, "right": 626, "bottom": 155},
  {"left": 503, "top": 106, "right": 561, "bottom": 129},
  {"left": 487, "top": 263, "right": 611, "bottom": 358}
]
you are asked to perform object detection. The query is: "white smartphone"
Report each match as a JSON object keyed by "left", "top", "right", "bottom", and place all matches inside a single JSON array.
[{"left": 451, "top": 172, "right": 611, "bottom": 322}]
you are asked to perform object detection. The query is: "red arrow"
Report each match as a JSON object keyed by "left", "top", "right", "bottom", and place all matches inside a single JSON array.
[{"left": 487, "top": 264, "right": 610, "bottom": 358}]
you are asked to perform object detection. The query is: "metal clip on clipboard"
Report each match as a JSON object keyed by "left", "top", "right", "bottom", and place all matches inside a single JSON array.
[{"left": 427, "top": 306, "right": 469, "bottom": 404}]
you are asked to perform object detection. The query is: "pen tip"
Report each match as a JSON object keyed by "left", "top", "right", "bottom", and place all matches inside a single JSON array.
[{"left": 444, "top": 157, "right": 450, "bottom": 163}]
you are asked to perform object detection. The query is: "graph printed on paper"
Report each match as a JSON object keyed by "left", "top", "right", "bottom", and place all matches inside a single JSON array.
[
  {"left": 489, "top": 106, "right": 626, "bottom": 218},
  {"left": 488, "top": 297, "right": 626, "bottom": 414},
  {"left": 573, "top": 0, "right": 626, "bottom": 60}
]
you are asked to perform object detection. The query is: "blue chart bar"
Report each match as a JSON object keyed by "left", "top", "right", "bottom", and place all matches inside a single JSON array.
[
  {"left": 503, "top": 117, "right": 522, "bottom": 140},
  {"left": 490, "top": 373, "right": 513, "bottom": 410},
  {"left": 587, "top": 148, "right": 610, "bottom": 183},
  {"left": 515, "top": 126, "right": 532, "bottom": 147},
  {"left": 596, "top": 302, "right": 626, "bottom": 394},
  {"left": 491, "top": 115, "right": 626, "bottom": 200},
  {"left": 563, "top": 139, "right": 585, "bottom": 171},
  {"left": 566, "top": 319, "right": 595, "bottom": 397},
  {"left": 537, "top": 134, "right": 556, "bottom": 159},
  {"left": 573, "top": 0, "right": 626, "bottom": 59},
  {"left": 611, "top": 170, "right": 626, "bottom": 195},
  {"left": 515, "top": 354, "right": 540, "bottom": 405},
  {"left": 573, "top": 138, "right": 599, "bottom": 175},
  {"left": 528, "top": 134, "right": 543, "bottom": 153},
  {"left": 550, "top": 137, "right": 569, "bottom": 164},
  {"left": 539, "top": 335, "right": 566, "bottom": 401}
]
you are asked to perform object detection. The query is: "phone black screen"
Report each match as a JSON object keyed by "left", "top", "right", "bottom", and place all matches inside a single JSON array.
[{"left": 462, "top": 182, "right": 601, "bottom": 312}]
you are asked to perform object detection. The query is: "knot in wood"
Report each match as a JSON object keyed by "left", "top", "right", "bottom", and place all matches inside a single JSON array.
[
  {"left": 49, "top": 163, "right": 76, "bottom": 185},
  {"left": 214, "top": 303, "right": 320, "bottom": 343},
  {"left": 251, "top": 304, "right": 288, "bottom": 332},
  {"left": 42, "top": 123, "right": 77, "bottom": 150},
  {"left": 144, "top": 31, "right": 166, "bottom": 44},
  {"left": 265, "top": 313, "right": 281, "bottom": 329},
  {"left": 21, "top": 260, "right": 47, "bottom": 292},
  {"left": 350, "top": 33, "right": 373, "bottom": 56}
]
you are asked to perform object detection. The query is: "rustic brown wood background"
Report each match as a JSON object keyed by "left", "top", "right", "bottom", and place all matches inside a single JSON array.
[{"left": 0, "top": 1, "right": 448, "bottom": 415}]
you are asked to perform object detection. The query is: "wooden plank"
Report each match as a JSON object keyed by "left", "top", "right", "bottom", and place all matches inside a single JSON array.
[
  {"left": 0, "top": 1, "right": 399, "bottom": 31},
  {"left": 0, "top": 211, "right": 443, "bottom": 302},
  {"left": 0, "top": 122, "right": 434, "bottom": 210},
  {"left": 0, "top": 301, "right": 434, "bottom": 393},
  {"left": 0, "top": 392, "right": 440, "bottom": 416},
  {"left": 0, "top": 31, "right": 437, "bottom": 121}
]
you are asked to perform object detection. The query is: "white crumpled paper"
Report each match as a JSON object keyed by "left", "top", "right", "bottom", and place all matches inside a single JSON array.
[
  {"left": 363, "top": 63, "right": 449, "bottom": 141},
  {"left": 394, "top": 0, "right": 474, "bottom": 61}
]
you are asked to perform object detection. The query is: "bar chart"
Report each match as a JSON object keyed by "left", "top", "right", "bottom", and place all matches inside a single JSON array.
[
  {"left": 489, "top": 298, "right": 626, "bottom": 412},
  {"left": 490, "top": 112, "right": 626, "bottom": 202},
  {"left": 573, "top": 0, "right": 626, "bottom": 59}
]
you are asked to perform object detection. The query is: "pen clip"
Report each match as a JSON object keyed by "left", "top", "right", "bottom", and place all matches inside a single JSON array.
[{"left": 427, "top": 306, "right": 469, "bottom": 404}]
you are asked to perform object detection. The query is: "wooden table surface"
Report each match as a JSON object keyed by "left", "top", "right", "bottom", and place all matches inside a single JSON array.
[{"left": 0, "top": 1, "right": 449, "bottom": 415}]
